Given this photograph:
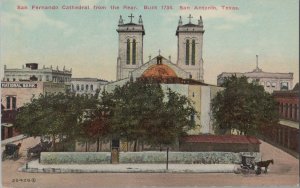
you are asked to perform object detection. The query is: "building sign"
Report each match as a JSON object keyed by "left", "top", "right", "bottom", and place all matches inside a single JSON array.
[{"left": 1, "top": 83, "right": 37, "bottom": 88}]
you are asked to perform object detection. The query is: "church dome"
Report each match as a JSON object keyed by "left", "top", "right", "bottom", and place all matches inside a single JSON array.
[{"left": 142, "top": 63, "right": 177, "bottom": 78}]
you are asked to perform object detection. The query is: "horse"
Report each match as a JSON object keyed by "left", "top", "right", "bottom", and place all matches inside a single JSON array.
[
  {"left": 255, "top": 159, "right": 274, "bottom": 173},
  {"left": 27, "top": 141, "right": 52, "bottom": 159}
]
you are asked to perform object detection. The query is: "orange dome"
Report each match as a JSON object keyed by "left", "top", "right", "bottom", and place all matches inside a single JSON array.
[{"left": 142, "top": 64, "right": 177, "bottom": 78}]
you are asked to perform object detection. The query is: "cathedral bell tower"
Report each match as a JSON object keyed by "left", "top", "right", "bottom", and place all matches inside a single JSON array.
[
  {"left": 176, "top": 14, "right": 205, "bottom": 82},
  {"left": 116, "top": 14, "right": 145, "bottom": 80}
]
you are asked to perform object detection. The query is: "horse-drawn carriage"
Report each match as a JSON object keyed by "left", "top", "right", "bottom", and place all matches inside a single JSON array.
[
  {"left": 237, "top": 154, "right": 274, "bottom": 175},
  {"left": 2, "top": 143, "right": 22, "bottom": 161},
  {"left": 27, "top": 140, "right": 52, "bottom": 159}
]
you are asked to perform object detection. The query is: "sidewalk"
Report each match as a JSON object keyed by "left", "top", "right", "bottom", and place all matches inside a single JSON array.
[
  {"left": 1, "top": 134, "right": 27, "bottom": 147},
  {"left": 19, "top": 160, "right": 237, "bottom": 173}
]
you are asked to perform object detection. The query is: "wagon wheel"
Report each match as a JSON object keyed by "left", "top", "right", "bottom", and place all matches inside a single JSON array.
[
  {"left": 2, "top": 151, "right": 6, "bottom": 161},
  {"left": 241, "top": 166, "right": 250, "bottom": 176},
  {"left": 13, "top": 151, "right": 19, "bottom": 161},
  {"left": 255, "top": 166, "right": 262, "bottom": 175}
]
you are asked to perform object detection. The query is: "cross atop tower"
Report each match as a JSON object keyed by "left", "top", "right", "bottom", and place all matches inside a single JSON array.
[
  {"left": 188, "top": 14, "right": 193, "bottom": 23},
  {"left": 128, "top": 13, "right": 134, "bottom": 23}
]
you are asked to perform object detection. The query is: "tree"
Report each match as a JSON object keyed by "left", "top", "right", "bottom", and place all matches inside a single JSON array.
[
  {"left": 110, "top": 80, "right": 165, "bottom": 151},
  {"left": 110, "top": 80, "right": 198, "bottom": 150},
  {"left": 142, "top": 88, "right": 198, "bottom": 147},
  {"left": 211, "top": 75, "right": 279, "bottom": 135},
  {"left": 81, "top": 90, "right": 114, "bottom": 151},
  {"left": 14, "top": 93, "right": 94, "bottom": 151}
]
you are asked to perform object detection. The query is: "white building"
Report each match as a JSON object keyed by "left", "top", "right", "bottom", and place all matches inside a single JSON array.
[
  {"left": 217, "top": 56, "right": 293, "bottom": 93},
  {"left": 71, "top": 78, "right": 108, "bottom": 96},
  {"left": 3, "top": 63, "right": 72, "bottom": 83}
]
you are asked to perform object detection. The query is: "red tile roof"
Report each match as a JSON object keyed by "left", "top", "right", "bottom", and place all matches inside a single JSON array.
[{"left": 181, "top": 135, "right": 261, "bottom": 144}]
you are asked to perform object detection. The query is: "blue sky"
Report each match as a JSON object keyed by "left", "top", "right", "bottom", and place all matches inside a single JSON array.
[{"left": 1, "top": 0, "right": 299, "bottom": 85}]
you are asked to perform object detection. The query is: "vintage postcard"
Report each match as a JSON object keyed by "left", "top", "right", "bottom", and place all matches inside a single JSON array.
[{"left": 1, "top": 0, "right": 299, "bottom": 187}]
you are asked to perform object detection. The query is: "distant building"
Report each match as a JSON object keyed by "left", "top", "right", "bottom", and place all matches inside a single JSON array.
[
  {"left": 71, "top": 78, "right": 108, "bottom": 96},
  {"left": 3, "top": 63, "right": 72, "bottom": 83},
  {"left": 217, "top": 56, "right": 293, "bottom": 93}
]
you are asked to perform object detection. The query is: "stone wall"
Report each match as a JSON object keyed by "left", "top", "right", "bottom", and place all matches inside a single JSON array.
[
  {"left": 120, "top": 151, "right": 260, "bottom": 164},
  {"left": 41, "top": 152, "right": 111, "bottom": 164},
  {"left": 40, "top": 151, "right": 260, "bottom": 164}
]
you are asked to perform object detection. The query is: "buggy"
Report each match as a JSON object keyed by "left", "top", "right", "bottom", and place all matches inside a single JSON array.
[
  {"left": 2, "top": 143, "right": 21, "bottom": 161},
  {"left": 238, "top": 154, "right": 262, "bottom": 175}
]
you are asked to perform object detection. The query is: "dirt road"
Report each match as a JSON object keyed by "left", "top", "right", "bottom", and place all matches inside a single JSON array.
[{"left": 2, "top": 137, "right": 299, "bottom": 188}]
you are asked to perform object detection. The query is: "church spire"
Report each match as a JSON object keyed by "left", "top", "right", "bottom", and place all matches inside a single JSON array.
[
  {"left": 178, "top": 16, "right": 182, "bottom": 26},
  {"left": 138, "top": 15, "right": 143, "bottom": 24},
  {"left": 198, "top": 16, "right": 203, "bottom": 26},
  {"left": 188, "top": 14, "right": 193, "bottom": 24},
  {"left": 118, "top": 15, "right": 124, "bottom": 25},
  {"left": 253, "top": 55, "right": 262, "bottom": 72}
]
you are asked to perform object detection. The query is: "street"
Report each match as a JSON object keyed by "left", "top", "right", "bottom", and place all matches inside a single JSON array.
[{"left": 2, "top": 137, "right": 299, "bottom": 188}]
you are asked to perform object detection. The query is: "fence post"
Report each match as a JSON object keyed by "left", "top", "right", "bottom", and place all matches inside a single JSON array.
[{"left": 166, "top": 147, "right": 169, "bottom": 170}]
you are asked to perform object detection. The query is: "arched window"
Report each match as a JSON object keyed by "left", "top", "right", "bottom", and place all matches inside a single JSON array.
[
  {"left": 126, "top": 39, "right": 130, "bottom": 65},
  {"left": 86, "top": 84, "right": 89, "bottom": 90},
  {"left": 192, "top": 40, "right": 196, "bottom": 65},
  {"left": 185, "top": 39, "right": 190, "bottom": 65},
  {"left": 81, "top": 84, "right": 84, "bottom": 91},
  {"left": 90, "top": 84, "right": 93, "bottom": 91},
  {"left": 132, "top": 39, "right": 136, "bottom": 65},
  {"left": 76, "top": 84, "right": 79, "bottom": 91}
]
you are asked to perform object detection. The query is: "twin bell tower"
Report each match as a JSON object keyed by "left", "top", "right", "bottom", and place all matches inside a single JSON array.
[{"left": 116, "top": 14, "right": 205, "bottom": 82}]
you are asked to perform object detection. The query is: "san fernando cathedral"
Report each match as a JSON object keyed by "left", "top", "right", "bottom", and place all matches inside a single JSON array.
[{"left": 104, "top": 14, "right": 222, "bottom": 136}]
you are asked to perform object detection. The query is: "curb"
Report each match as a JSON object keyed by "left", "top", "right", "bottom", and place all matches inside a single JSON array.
[{"left": 18, "top": 163, "right": 236, "bottom": 174}]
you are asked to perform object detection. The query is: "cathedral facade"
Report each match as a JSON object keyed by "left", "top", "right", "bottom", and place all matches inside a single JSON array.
[
  {"left": 101, "top": 14, "right": 223, "bottom": 135},
  {"left": 116, "top": 14, "right": 204, "bottom": 82}
]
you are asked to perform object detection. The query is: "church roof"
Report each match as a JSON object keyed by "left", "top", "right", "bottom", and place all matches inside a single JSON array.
[{"left": 142, "top": 63, "right": 178, "bottom": 78}]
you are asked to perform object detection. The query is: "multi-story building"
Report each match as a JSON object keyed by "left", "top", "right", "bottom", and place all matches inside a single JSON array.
[
  {"left": 3, "top": 63, "right": 72, "bottom": 83},
  {"left": 217, "top": 56, "right": 293, "bottom": 93},
  {"left": 273, "top": 83, "right": 299, "bottom": 122},
  {"left": 71, "top": 78, "right": 108, "bottom": 96},
  {"left": 1, "top": 63, "right": 71, "bottom": 140},
  {"left": 259, "top": 83, "right": 299, "bottom": 157}
]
